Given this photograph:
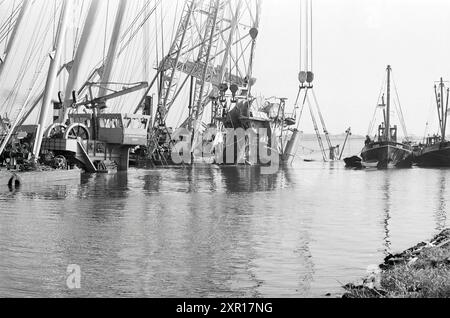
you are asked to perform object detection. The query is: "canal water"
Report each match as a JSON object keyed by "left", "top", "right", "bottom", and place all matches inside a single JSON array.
[{"left": 0, "top": 138, "right": 448, "bottom": 297}]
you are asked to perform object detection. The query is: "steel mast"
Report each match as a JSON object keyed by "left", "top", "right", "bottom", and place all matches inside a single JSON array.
[
  {"left": 61, "top": 0, "right": 103, "bottom": 122},
  {"left": 98, "top": 0, "right": 129, "bottom": 98},
  {"left": 33, "top": 0, "right": 71, "bottom": 157}
]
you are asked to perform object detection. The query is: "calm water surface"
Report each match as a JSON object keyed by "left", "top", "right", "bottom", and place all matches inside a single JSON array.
[{"left": 0, "top": 139, "right": 448, "bottom": 298}]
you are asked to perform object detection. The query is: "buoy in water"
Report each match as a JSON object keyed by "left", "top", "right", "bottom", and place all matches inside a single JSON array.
[{"left": 8, "top": 173, "right": 21, "bottom": 189}]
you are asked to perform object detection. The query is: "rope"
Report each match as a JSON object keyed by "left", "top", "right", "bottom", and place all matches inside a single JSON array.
[
  {"left": 1, "top": 0, "right": 52, "bottom": 122},
  {"left": 368, "top": 76, "right": 387, "bottom": 136},
  {"left": 391, "top": 72, "right": 409, "bottom": 140},
  {"left": 5, "top": 0, "right": 16, "bottom": 53},
  {"left": 0, "top": 1, "right": 22, "bottom": 43},
  {"left": 118, "top": 0, "right": 161, "bottom": 57}
]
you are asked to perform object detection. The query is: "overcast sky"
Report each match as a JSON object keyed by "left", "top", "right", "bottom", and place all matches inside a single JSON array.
[
  {"left": 255, "top": 0, "right": 450, "bottom": 136},
  {"left": 2, "top": 0, "right": 450, "bottom": 137}
]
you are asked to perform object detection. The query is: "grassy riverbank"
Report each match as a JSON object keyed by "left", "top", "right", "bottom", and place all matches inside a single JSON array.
[{"left": 343, "top": 229, "right": 450, "bottom": 298}]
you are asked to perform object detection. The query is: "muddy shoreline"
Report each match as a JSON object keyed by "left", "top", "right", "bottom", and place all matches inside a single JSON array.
[{"left": 342, "top": 229, "right": 450, "bottom": 298}]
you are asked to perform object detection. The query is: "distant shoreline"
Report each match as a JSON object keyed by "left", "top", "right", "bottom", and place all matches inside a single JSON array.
[{"left": 300, "top": 133, "right": 365, "bottom": 141}]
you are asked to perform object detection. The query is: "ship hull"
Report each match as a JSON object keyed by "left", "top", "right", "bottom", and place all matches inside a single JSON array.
[
  {"left": 361, "top": 142, "right": 413, "bottom": 169},
  {"left": 414, "top": 142, "right": 450, "bottom": 167}
]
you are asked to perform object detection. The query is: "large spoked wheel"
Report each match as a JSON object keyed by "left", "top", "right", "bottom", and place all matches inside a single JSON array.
[
  {"left": 46, "top": 123, "right": 67, "bottom": 139},
  {"left": 64, "top": 123, "right": 91, "bottom": 140}
]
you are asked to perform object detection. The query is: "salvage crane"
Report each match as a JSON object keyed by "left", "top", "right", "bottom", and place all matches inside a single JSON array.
[
  {"left": 294, "top": 0, "right": 340, "bottom": 162},
  {"left": 135, "top": 0, "right": 262, "bottom": 165}
]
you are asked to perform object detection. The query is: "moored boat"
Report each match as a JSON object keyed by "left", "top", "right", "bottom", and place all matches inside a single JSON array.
[
  {"left": 414, "top": 78, "right": 450, "bottom": 167},
  {"left": 361, "top": 66, "right": 412, "bottom": 169}
]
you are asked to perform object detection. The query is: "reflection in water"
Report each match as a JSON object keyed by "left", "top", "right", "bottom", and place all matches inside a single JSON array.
[
  {"left": 220, "top": 165, "right": 293, "bottom": 193},
  {"left": 382, "top": 173, "right": 392, "bottom": 254},
  {"left": 435, "top": 173, "right": 448, "bottom": 231},
  {"left": 0, "top": 156, "right": 449, "bottom": 297}
]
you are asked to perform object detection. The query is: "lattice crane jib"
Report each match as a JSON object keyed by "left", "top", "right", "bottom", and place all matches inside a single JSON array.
[
  {"left": 156, "top": 0, "right": 197, "bottom": 128},
  {"left": 190, "top": 0, "right": 226, "bottom": 124}
]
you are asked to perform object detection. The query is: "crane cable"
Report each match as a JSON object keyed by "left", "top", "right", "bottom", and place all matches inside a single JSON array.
[{"left": 2, "top": 0, "right": 15, "bottom": 53}]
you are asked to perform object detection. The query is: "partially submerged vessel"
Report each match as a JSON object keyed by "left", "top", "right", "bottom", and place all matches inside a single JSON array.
[
  {"left": 130, "top": 0, "right": 301, "bottom": 168},
  {"left": 414, "top": 78, "right": 450, "bottom": 167},
  {"left": 361, "top": 66, "right": 412, "bottom": 169}
]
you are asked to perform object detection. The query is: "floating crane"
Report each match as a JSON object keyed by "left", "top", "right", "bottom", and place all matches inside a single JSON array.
[
  {"left": 135, "top": 0, "right": 262, "bottom": 165},
  {"left": 1, "top": 0, "right": 157, "bottom": 172}
]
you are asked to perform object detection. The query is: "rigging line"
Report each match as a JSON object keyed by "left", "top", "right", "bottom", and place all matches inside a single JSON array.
[
  {"left": 392, "top": 94, "right": 408, "bottom": 140},
  {"left": 142, "top": 0, "right": 151, "bottom": 81},
  {"left": 9, "top": 1, "right": 54, "bottom": 117},
  {"left": 117, "top": 0, "right": 161, "bottom": 57},
  {"left": 2, "top": 51, "right": 46, "bottom": 144},
  {"left": 0, "top": 0, "right": 22, "bottom": 36},
  {"left": 2, "top": 0, "right": 50, "bottom": 115},
  {"left": 368, "top": 76, "right": 387, "bottom": 136},
  {"left": 391, "top": 72, "right": 409, "bottom": 139},
  {"left": 0, "top": 10, "right": 23, "bottom": 49},
  {"left": 5, "top": 0, "right": 16, "bottom": 52},
  {"left": 120, "top": 0, "right": 153, "bottom": 42},
  {"left": 423, "top": 95, "right": 434, "bottom": 142},
  {"left": 2, "top": 0, "right": 15, "bottom": 53},
  {"left": 2, "top": 0, "right": 11, "bottom": 51}
]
